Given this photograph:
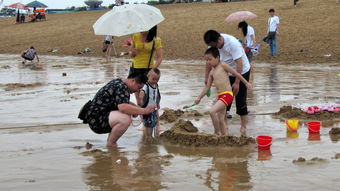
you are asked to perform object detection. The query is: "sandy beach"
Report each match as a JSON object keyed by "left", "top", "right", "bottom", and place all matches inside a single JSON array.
[
  {"left": 0, "top": 0, "right": 339, "bottom": 63},
  {"left": 1, "top": 0, "right": 340, "bottom": 190}
]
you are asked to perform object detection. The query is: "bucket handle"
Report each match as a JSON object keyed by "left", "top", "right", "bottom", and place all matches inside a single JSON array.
[
  {"left": 256, "top": 139, "right": 272, "bottom": 147},
  {"left": 308, "top": 127, "right": 320, "bottom": 133},
  {"left": 257, "top": 142, "right": 272, "bottom": 147}
]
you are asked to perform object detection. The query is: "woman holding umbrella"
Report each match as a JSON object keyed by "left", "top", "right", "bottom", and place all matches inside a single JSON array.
[
  {"left": 129, "top": 25, "right": 163, "bottom": 106},
  {"left": 129, "top": 25, "right": 163, "bottom": 76},
  {"left": 238, "top": 21, "right": 256, "bottom": 67}
]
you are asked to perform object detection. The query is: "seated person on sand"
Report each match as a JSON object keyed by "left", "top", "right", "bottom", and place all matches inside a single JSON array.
[
  {"left": 139, "top": 68, "right": 161, "bottom": 139},
  {"left": 195, "top": 47, "right": 252, "bottom": 136},
  {"left": 78, "top": 73, "right": 155, "bottom": 147},
  {"left": 21, "top": 46, "right": 39, "bottom": 64},
  {"left": 20, "top": 14, "right": 25, "bottom": 23}
]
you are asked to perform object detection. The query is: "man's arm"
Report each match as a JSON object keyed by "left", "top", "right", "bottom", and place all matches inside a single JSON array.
[
  {"left": 234, "top": 57, "right": 243, "bottom": 83},
  {"left": 276, "top": 23, "right": 280, "bottom": 35},
  {"left": 221, "top": 63, "right": 252, "bottom": 90},
  {"left": 118, "top": 103, "right": 154, "bottom": 115}
]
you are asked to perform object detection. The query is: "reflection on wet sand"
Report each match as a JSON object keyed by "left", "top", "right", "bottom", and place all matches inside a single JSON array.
[
  {"left": 257, "top": 149, "right": 272, "bottom": 161},
  {"left": 163, "top": 144, "right": 253, "bottom": 191},
  {"left": 83, "top": 144, "right": 166, "bottom": 191}
]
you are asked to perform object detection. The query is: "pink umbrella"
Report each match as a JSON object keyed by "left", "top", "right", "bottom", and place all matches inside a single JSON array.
[{"left": 225, "top": 11, "right": 257, "bottom": 23}]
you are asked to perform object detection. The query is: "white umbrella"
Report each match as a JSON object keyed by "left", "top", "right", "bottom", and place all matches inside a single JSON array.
[{"left": 93, "top": 4, "right": 165, "bottom": 37}]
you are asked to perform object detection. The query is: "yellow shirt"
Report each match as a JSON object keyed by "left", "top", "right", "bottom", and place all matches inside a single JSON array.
[{"left": 131, "top": 33, "right": 162, "bottom": 69}]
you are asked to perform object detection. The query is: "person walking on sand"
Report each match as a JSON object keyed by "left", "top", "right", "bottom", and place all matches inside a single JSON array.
[
  {"left": 203, "top": 30, "right": 251, "bottom": 135},
  {"left": 195, "top": 47, "right": 252, "bottom": 136},
  {"left": 267, "top": 9, "right": 280, "bottom": 56},
  {"left": 139, "top": 68, "right": 161, "bottom": 139},
  {"left": 103, "top": 35, "right": 117, "bottom": 62},
  {"left": 21, "top": 46, "right": 39, "bottom": 64},
  {"left": 129, "top": 25, "right": 163, "bottom": 106},
  {"left": 238, "top": 21, "right": 256, "bottom": 68},
  {"left": 78, "top": 73, "right": 155, "bottom": 147}
]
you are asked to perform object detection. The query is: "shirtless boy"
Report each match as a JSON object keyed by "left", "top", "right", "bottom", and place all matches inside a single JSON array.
[{"left": 195, "top": 47, "right": 253, "bottom": 136}]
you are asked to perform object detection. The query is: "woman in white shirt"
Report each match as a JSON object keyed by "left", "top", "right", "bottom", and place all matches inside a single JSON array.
[{"left": 238, "top": 21, "right": 256, "bottom": 65}]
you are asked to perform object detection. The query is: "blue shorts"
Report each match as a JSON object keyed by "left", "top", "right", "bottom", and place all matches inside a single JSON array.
[{"left": 143, "top": 111, "right": 157, "bottom": 128}]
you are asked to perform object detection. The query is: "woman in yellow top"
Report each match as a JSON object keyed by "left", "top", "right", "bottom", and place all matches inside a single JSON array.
[{"left": 129, "top": 25, "right": 163, "bottom": 77}]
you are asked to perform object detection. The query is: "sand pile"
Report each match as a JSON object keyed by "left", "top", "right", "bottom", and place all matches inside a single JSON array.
[
  {"left": 293, "top": 157, "right": 328, "bottom": 164},
  {"left": 329, "top": 128, "right": 340, "bottom": 135},
  {"left": 160, "top": 109, "right": 204, "bottom": 123},
  {"left": 160, "top": 109, "right": 184, "bottom": 123},
  {"left": 160, "top": 119, "right": 255, "bottom": 147},
  {"left": 274, "top": 106, "right": 340, "bottom": 121}
]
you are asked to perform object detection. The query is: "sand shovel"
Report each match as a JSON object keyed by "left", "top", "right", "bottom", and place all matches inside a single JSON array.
[
  {"left": 183, "top": 104, "right": 196, "bottom": 109},
  {"left": 206, "top": 89, "right": 211, "bottom": 97},
  {"left": 183, "top": 90, "right": 211, "bottom": 109}
]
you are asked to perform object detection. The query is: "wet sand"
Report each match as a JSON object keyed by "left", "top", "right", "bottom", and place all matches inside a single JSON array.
[{"left": 0, "top": 54, "right": 340, "bottom": 190}]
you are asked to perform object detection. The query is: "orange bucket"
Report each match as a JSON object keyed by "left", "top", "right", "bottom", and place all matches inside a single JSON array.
[
  {"left": 256, "top": 135, "right": 273, "bottom": 150},
  {"left": 307, "top": 121, "right": 321, "bottom": 134}
]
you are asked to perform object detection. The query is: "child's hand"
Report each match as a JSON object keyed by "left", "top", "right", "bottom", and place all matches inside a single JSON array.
[
  {"left": 143, "top": 105, "right": 155, "bottom": 115},
  {"left": 194, "top": 98, "right": 201, "bottom": 105},
  {"left": 246, "top": 82, "right": 253, "bottom": 90}
]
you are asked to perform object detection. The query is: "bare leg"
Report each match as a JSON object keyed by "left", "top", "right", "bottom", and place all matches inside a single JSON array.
[
  {"left": 209, "top": 100, "right": 227, "bottom": 136},
  {"left": 145, "top": 127, "right": 153, "bottom": 138},
  {"left": 106, "top": 44, "right": 112, "bottom": 62},
  {"left": 240, "top": 115, "right": 248, "bottom": 136},
  {"left": 155, "top": 111, "right": 160, "bottom": 136},
  {"left": 217, "top": 108, "right": 228, "bottom": 135},
  {"left": 112, "top": 43, "right": 118, "bottom": 56},
  {"left": 107, "top": 111, "right": 132, "bottom": 147}
]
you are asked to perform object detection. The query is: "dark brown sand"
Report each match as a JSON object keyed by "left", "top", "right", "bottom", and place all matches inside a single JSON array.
[
  {"left": 160, "top": 119, "right": 255, "bottom": 147},
  {"left": 329, "top": 128, "right": 340, "bottom": 135},
  {"left": 274, "top": 106, "right": 340, "bottom": 122},
  {"left": 160, "top": 109, "right": 204, "bottom": 123},
  {"left": 293, "top": 157, "right": 328, "bottom": 164},
  {"left": 2, "top": 83, "right": 44, "bottom": 91}
]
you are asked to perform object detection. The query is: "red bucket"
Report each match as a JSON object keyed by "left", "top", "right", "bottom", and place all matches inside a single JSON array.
[
  {"left": 256, "top": 135, "right": 273, "bottom": 150},
  {"left": 307, "top": 121, "right": 321, "bottom": 134}
]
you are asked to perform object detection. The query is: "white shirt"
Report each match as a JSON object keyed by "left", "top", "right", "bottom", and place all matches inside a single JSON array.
[
  {"left": 104, "top": 35, "right": 113, "bottom": 42},
  {"left": 219, "top": 34, "right": 251, "bottom": 76},
  {"left": 142, "top": 83, "right": 160, "bottom": 106},
  {"left": 268, "top": 16, "right": 280, "bottom": 32},
  {"left": 245, "top": 26, "right": 255, "bottom": 47}
]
